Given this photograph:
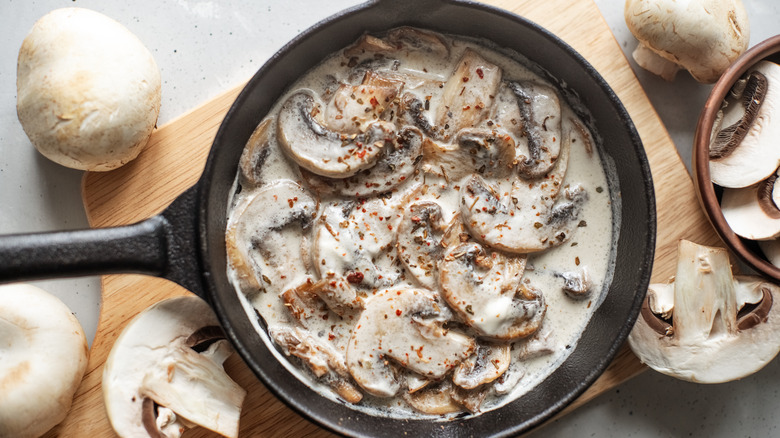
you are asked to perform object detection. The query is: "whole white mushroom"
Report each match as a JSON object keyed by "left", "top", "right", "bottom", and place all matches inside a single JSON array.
[
  {"left": 16, "top": 7, "right": 161, "bottom": 171},
  {"left": 624, "top": 0, "right": 749, "bottom": 83},
  {"left": 0, "top": 283, "right": 89, "bottom": 438}
]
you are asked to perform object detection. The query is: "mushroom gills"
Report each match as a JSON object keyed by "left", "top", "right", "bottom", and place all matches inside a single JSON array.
[{"left": 710, "top": 61, "right": 780, "bottom": 188}]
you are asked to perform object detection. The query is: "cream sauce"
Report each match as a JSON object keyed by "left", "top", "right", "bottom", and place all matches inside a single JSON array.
[{"left": 226, "top": 28, "right": 617, "bottom": 418}]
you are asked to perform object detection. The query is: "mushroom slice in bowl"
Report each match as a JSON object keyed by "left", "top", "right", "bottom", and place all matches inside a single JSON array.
[
  {"left": 346, "top": 288, "right": 475, "bottom": 397},
  {"left": 721, "top": 174, "right": 780, "bottom": 240},
  {"left": 439, "top": 242, "right": 545, "bottom": 340},
  {"left": 710, "top": 61, "right": 780, "bottom": 188},
  {"left": 103, "top": 296, "right": 246, "bottom": 438},
  {"left": 226, "top": 180, "right": 318, "bottom": 294},
  {"left": 324, "top": 70, "right": 404, "bottom": 135},
  {"left": 277, "top": 89, "right": 396, "bottom": 178}
]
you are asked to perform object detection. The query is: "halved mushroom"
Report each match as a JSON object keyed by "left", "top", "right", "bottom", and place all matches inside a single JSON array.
[
  {"left": 721, "top": 175, "right": 780, "bottom": 240},
  {"left": 314, "top": 189, "right": 412, "bottom": 291},
  {"left": 439, "top": 242, "right": 546, "bottom": 340},
  {"left": 300, "top": 126, "right": 423, "bottom": 197},
  {"left": 628, "top": 240, "right": 780, "bottom": 383},
  {"left": 0, "top": 283, "right": 88, "bottom": 438},
  {"left": 270, "top": 325, "right": 363, "bottom": 404},
  {"left": 421, "top": 128, "right": 515, "bottom": 181},
  {"left": 710, "top": 61, "right": 780, "bottom": 188},
  {"left": 277, "top": 89, "right": 397, "bottom": 178},
  {"left": 506, "top": 81, "right": 563, "bottom": 179},
  {"left": 238, "top": 117, "right": 274, "bottom": 187},
  {"left": 452, "top": 342, "right": 511, "bottom": 389},
  {"left": 226, "top": 180, "right": 317, "bottom": 294},
  {"left": 346, "top": 288, "right": 475, "bottom": 397},
  {"left": 103, "top": 296, "right": 246, "bottom": 438},
  {"left": 435, "top": 49, "right": 502, "bottom": 139},
  {"left": 325, "top": 71, "right": 404, "bottom": 135},
  {"left": 397, "top": 201, "right": 450, "bottom": 289}
]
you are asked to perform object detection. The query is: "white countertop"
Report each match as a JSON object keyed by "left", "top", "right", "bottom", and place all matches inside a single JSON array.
[{"left": 1, "top": 0, "right": 778, "bottom": 436}]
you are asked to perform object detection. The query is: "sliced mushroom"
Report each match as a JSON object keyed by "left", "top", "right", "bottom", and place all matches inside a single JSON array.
[
  {"left": 0, "top": 283, "right": 88, "bottom": 438},
  {"left": 226, "top": 180, "right": 317, "bottom": 294},
  {"left": 759, "top": 238, "right": 780, "bottom": 268},
  {"left": 435, "top": 49, "right": 502, "bottom": 139},
  {"left": 103, "top": 296, "right": 246, "bottom": 438},
  {"left": 397, "top": 201, "right": 450, "bottom": 289},
  {"left": 452, "top": 342, "right": 511, "bottom": 389},
  {"left": 300, "top": 126, "right": 423, "bottom": 197},
  {"left": 710, "top": 61, "right": 780, "bottom": 188},
  {"left": 343, "top": 34, "right": 396, "bottom": 57},
  {"left": 398, "top": 92, "right": 439, "bottom": 138},
  {"left": 277, "top": 89, "right": 396, "bottom": 178},
  {"left": 556, "top": 267, "right": 592, "bottom": 299},
  {"left": 458, "top": 126, "right": 587, "bottom": 254},
  {"left": 439, "top": 242, "right": 546, "bottom": 340},
  {"left": 460, "top": 176, "right": 587, "bottom": 254},
  {"left": 403, "top": 380, "right": 462, "bottom": 415},
  {"left": 421, "top": 128, "right": 515, "bottom": 181},
  {"left": 385, "top": 27, "right": 450, "bottom": 58},
  {"left": 238, "top": 117, "right": 274, "bottom": 187},
  {"left": 506, "top": 81, "right": 563, "bottom": 179},
  {"left": 628, "top": 240, "right": 780, "bottom": 383},
  {"left": 281, "top": 276, "right": 362, "bottom": 323},
  {"left": 325, "top": 71, "right": 404, "bottom": 135},
  {"left": 270, "top": 325, "right": 363, "bottom": 404},
  {"left": 721, "top": 176, "right": 780, "bottom": 240},
  {"left": 314, "top": 189, "right": 413, "bottom": 291},
  {"left": 346, "top": 288, "right": 475, "bottom": 397},
  {"left": 493, "top": 361, "right": 524, "bottom": 395}
]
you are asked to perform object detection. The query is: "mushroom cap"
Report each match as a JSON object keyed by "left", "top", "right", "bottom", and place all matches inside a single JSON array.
[
  {"left": 16, "top": 7, "right": 161, "bottom": 171},
  {"left": 624, "top": 0, "right": 749, "bottom": 83},
  {"left": 0, "top": 283, "right": 88, "bottom": 438},
  {"left": 710, "top": 61, "right": 780, "bottom": 188}
]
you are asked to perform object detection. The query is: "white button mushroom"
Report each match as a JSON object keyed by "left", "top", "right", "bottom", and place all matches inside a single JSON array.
[
  {"left": 0, "top": 283, "right": 88, "bottom": 438},
  {"left": 628, "top": 240, "right": 780, "bottom": 383},
  {"left": 624, "top": 0, "right": 749, "bottom": 83},
  {"left": 16, "top": 8, "right": 162, "bottom": 171},
  {"left": 102, "top": 296, "right": 246, "bottom": 438}
]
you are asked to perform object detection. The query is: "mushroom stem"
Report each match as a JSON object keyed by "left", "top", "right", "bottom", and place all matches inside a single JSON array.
[
  {"left": 631, "top": 44, "right": 680, "bottom": 81},
  {"left": 672, "top": 240, "right": 738, "bottom": 343}
]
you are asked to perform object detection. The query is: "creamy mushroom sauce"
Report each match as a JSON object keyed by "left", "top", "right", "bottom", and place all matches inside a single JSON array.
[{"left": 226, "top": 28, "right": 617, "bottom": 419}]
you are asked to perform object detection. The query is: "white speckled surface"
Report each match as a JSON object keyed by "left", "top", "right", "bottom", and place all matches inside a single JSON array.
[{"left": 1, "top": 1, "right": 779, "bottom": 436}]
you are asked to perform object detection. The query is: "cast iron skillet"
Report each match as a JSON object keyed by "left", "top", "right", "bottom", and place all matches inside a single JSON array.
[{"left": 0, "top": 0, "right": 655, "bottom": 436}]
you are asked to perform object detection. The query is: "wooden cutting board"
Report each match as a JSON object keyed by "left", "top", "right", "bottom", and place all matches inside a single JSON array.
[{"left": 50, "top": 0, "right": 721, "bottom": 436}]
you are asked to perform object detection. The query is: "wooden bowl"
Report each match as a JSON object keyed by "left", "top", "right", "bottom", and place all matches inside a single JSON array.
[{"left": 693, "top": 35, "right": 780, "bottom": 281}]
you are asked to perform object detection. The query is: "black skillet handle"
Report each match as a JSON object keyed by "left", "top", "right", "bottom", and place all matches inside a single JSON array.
[{"left": 0, "top": 187, "right": 206, "bottom": 298}]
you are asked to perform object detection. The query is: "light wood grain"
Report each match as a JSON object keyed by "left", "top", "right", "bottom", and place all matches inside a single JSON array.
[{"left": 50, "top": 0, "right": 721, "bottom": 436}]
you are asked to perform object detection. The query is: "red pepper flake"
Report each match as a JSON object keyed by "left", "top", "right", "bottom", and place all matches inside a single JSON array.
[
  {"left": 462, "top": 76, "right": 470, "bottom": 82},
  {"left": 346, "top": 271, "right": 364, "bottom": 284},
  {"left": 370, "top": 96, "right": 379, "bottom": 107},
  {"left": 357, "top": 150, "right": 367, "bottom": 159},
  {"left": 476, "top": 68, "right": 484, "bottom": 79},
  {"left": 396, "top": 309, "right": 402, "bottom": 316},
  {"left": 328, "top": 333, "right": 335, "bottom": 341}
]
